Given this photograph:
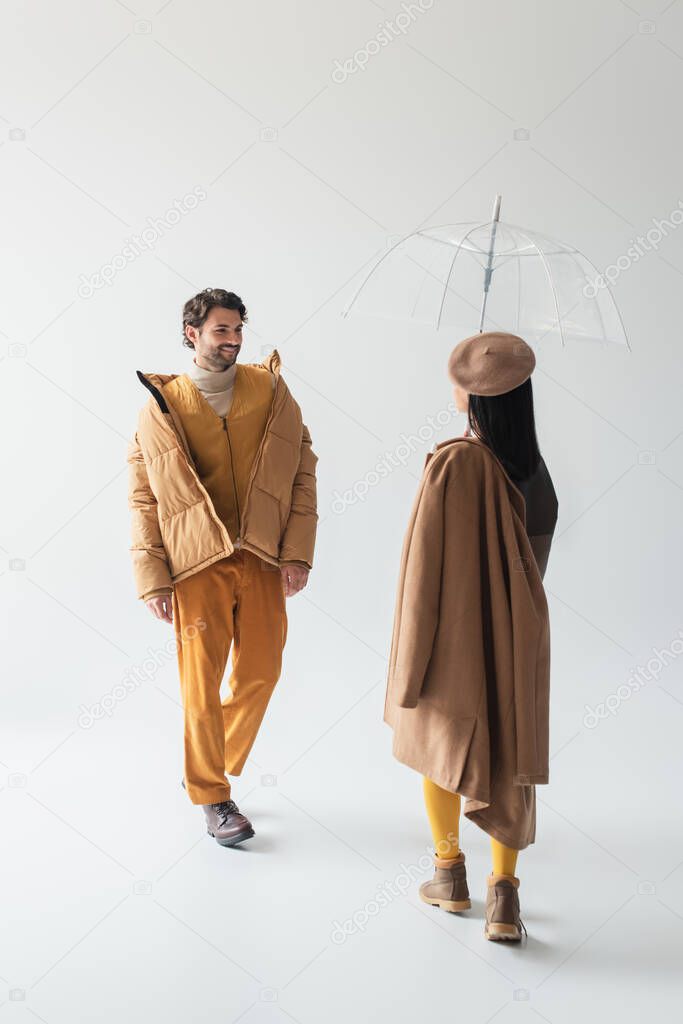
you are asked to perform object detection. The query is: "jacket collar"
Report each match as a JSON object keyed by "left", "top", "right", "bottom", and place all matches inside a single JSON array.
[
  {"left": 137, "top": 348, "right": 281, "bottom": 412},
  {"left": 136, "top": 370, "right": 171, "bottom": 412}
]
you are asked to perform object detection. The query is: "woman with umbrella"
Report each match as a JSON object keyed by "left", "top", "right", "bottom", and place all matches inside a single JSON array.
[{"left": 384, "top": 330, "right": 558, "bottom": 942}]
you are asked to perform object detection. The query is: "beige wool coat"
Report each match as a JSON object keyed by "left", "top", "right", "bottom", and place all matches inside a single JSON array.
[{"left": 384, "top": 436, "right": 552, "bottom": 850}]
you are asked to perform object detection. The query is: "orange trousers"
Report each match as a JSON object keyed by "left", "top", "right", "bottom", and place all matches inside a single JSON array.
[{"left": 171, "top": 549, "right": 287, "bottom": 805}]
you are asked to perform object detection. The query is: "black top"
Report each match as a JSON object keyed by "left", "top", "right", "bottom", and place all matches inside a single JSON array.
[{"left": 513, "top": 456, "right": 558, "bottom": 581}]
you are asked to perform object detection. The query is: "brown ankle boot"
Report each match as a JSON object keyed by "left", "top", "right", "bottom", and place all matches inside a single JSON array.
[
  {"left": 181, "top": 779, "right": 254, "bottom": 847},
  {"left": 419, "top": 851, "right": 471, "bottom": 912},
  {"left": 485, "top": 872, "right": 527, "bottom": 941},
  {"left": 203, "top": 800, "right": 254, "bottom": 847}
]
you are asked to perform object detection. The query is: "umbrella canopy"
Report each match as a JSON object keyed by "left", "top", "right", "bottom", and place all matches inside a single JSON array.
[{"left": 343, "top": 196, "right": 629, "bottom": 348}]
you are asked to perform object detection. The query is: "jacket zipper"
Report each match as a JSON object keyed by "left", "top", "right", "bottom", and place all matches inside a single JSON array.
[{"left": 223, "top": 416, "right": 241, "bottom": 542}]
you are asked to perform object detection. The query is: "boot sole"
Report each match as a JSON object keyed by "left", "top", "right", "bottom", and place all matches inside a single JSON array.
[
  {"left": 209, "top": 827, "right": 255, "bottom": 847},
  {"left": 420, "top": 891, "right": 471, "bottom": 912},
  {"left": 485, "top": 923, "right": 521, "bottom": 941}
]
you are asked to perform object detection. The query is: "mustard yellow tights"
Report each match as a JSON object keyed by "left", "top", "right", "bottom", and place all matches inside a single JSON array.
[{"left": 422, "top": 776, "right": 519, "bottom": 876}]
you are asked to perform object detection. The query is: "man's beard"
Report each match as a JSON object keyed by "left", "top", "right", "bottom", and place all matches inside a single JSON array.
[{"left": 208, "top": 345, "right": 240, "bottom": 369}]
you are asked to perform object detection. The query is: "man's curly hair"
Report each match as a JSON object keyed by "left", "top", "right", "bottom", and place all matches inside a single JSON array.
[{"left": 182, "top": 288, "right": 248, "bottom": 349}]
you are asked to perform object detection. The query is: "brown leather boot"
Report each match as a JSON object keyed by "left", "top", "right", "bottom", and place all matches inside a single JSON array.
[
  {"left": 419, "top": 851, "right": 471, "bottom": 912},
  {"left": 181, "top": 779, "right": 254, "bottom": 847},
  {"left": 203, "top": 800, "right": 254, "bottom": 847},
  {"left": 485, "top": 872, "right": 527, "bottom": 941}
]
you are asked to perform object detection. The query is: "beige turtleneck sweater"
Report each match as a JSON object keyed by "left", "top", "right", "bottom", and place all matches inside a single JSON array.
[{"left": 187, "top": 357, "right": 238, "bottom": 417}]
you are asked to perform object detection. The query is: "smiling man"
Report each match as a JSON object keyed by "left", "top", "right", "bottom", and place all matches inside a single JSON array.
[{"left": 127, "top": 288, "right": 318, "bottom": 848}]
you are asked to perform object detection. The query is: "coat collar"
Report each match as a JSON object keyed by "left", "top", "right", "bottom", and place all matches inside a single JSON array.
[{"left": 427, "top": 435, "right": 526, "bottom": 517}]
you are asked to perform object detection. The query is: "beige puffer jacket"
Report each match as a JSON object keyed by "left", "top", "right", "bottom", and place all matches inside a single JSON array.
[{"left": 126, "top": 349, "right": 318, "bottom": 601}]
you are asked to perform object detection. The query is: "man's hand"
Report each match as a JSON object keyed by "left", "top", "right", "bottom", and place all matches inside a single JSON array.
[
  {"left": 146, "top": 594, "right": 173, "bottom": 623},
  {"left": 280, "top": 564, "right": 309, "bottom": 597}
]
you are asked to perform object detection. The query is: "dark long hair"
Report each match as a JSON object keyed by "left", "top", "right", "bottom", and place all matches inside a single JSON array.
[{"left": 468, "top": 377, "right": 541, "bottom": 483}]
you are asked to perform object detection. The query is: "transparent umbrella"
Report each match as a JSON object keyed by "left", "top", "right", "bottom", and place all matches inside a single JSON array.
[{"left": 343, "top": 195, "right": 629, "bottom": 348}]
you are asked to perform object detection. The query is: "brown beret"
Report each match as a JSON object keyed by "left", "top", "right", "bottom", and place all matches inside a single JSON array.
[{"left": 448, "top": 331, "right": 536, "bottom": 396}]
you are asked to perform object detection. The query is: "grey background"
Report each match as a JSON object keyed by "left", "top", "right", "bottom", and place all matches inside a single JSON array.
[{"left": 1, "top": 0, "right": 682, "bottom": 1020}]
